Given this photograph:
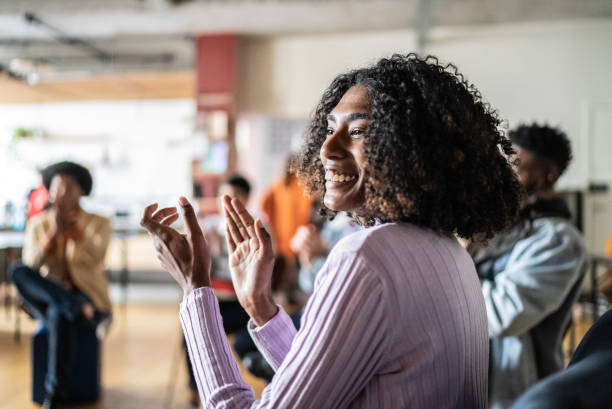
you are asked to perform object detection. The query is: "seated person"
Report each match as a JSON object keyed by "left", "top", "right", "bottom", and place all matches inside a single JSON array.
[
  {"left": 291, "top": 211, "right": 361, "bottom": 296},
  {"left": 509, "top": 309, "right": 612, "bottom": 409},
  {"left": 10, "top": 161, "right": 112, "bottom": 409},
  {"left": 183, "top": 175, "right": 252, "bottom": 407},
  {"left": 469, "top": 124, "right": 588, "bottom": 409}
]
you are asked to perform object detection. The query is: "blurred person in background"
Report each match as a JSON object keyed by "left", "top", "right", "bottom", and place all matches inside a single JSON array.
[
  {"left": 469, "top": 124, "right": 588, "bottom": 409},
  {"left": 260, "top": 156, "right": 313, "bottom": 300},
  {"left": 10, "top": 161, "right": 112, "bottom": 409},
  {"left": 290, "top": 210, "right": 360, "bottom": 297},
  {"left": 141, "top": 54, "right": 522, "bottom": 408}
]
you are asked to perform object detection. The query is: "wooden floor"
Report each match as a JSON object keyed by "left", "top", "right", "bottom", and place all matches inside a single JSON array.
[
  {"left": 0, "top": 302, "right": 266, "bottom": 409},
  {"left": 0, "top": 292, "right": 603, "bottom": 409}
]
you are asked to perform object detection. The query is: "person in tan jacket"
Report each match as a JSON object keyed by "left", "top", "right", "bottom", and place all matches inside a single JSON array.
[{"left": 10, "top": 161, "right": 112, "bottom": 409}]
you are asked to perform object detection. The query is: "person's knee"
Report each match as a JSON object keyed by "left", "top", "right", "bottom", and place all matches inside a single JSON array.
[{"left": 9, "top": 262, "right": 31, "bottom": 285}]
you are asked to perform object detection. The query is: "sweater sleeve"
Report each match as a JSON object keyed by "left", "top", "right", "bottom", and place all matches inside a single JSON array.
[
  {"left": 247, "top": 307, "right": 297, "bottom": 371},
  {"left": 66, "top": 216, "right": 111, "bottom": 270},
  {"left": 180, "top": 249, "right": 389, "bottom": 408},
  {"left": 482, "top": 220, "right": 587, "bottom": 338},
  {"left": 22, "top": 218, "right": 47, "bottom": 270}
]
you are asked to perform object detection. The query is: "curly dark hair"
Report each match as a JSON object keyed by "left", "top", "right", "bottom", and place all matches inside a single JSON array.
[
  {"left": 294, "top": 53, "right": 521, "bottom": 241},
  {"left": 509, "top": 123, "right": 572, "bottom": 177}
]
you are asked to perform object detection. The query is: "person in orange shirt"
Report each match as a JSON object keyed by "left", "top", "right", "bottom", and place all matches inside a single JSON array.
[{"left": 260, "top": 157, "right": 313, "bottom": 293}]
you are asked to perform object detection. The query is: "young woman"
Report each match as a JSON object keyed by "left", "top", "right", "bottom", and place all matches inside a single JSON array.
[{"left": 140, "top": 54, "right": 520, "bottom": 408}]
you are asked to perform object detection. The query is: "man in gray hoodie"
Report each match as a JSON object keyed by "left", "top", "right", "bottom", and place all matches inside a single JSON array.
[{"left": 470, "top": 123, "right": 588, "bottom": 409}]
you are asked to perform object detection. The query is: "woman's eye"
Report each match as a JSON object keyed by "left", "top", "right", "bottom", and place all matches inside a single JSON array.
[
  {"left": 350, "top": 128, "right": 364, "bottom": 138},
  {"left": 326, "top": 127, "right": 334, "bottom": 136}
]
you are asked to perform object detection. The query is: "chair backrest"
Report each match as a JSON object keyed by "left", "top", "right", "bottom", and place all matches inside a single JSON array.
[
  {"left": 529, "top": 259, "right": 588, "bottom": 378},
  {"left": 509, "top": 309, "right": 612, "bottom": 409},
  {"left": 569, "top": 309, "right": 612, "bottom": 365}
]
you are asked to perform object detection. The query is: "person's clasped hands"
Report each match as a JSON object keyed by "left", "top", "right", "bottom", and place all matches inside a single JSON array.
[
  {"left": 290, "top": 225, "right": 327, "bottom": 267},
  {"left": 140, "top": 195, "right": 279, "bottom": 326}
]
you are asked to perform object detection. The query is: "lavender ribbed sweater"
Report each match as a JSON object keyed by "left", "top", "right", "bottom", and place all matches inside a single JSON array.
[{"left": 180, "top": 223, "right": 488, "bottom": 408}]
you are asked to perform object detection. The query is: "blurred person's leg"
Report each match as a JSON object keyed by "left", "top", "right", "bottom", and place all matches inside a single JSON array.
[
  {"left": 10, "top": 262, "right": 93, "bottom": 402},
  {"left": 182, "top": 337, "right": 199, "bottom": 407},
  {"left": 10, "top": 262, "right": 85, "bottom": 321},
  {"left": 235, "top": 310, "right": 303, "bottom": 382},
  {"left": 218, "top": 300, "right": 250, "bottom": 334},
  {"left": 44, "top": 303, "right": 74, "bottom": 400}
]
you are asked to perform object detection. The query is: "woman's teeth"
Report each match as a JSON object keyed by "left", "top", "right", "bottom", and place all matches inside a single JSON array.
[{"left": 325, "top": 171, "right": 356, "bottom": 182}]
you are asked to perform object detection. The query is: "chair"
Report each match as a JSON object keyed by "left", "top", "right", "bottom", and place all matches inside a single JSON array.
[
  {"left": 32, "top": 322, "right": 101, "bottom": 405},
  {"left": 509, "top": 309, "right": 612, "bottom": 409}
]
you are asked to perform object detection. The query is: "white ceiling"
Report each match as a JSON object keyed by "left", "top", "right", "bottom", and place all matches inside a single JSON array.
[
  {"left": 1, "top": 0, "right": 611, "bottom": 76},
  {"left": 2, "top": 0, "right": 611, "bottom": 38}
]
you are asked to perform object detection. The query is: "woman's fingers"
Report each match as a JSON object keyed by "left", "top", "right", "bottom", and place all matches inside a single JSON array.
[
  {"left": 225, "top": 225, "right": 237, "bottom": 253},
  {"left": 141, "top": 203, "right": 179, "bottom": 241},
  {"left": 223, "top": 195, "right": 245, "bottom": 243},
  {"left": 141, "top": 203, "right": 165, "bottom": 236},
  {"left": 140, "top": 203, "right": 159, "bottom": 229},
  {"left": 254, "top": 218, "right": 272, "bottom": 256},
  {"left": 225, "top": 209, "right": 244, "bottom": 246},
  {"left": 152, "top": 206, "right": 177, "bottom": 223},
  {"left": 160, "top": 213, "right": 179, "bottom": 226},
  {"left": 178, "top": 197, "right": 204, "bottom": 241},
  {"left": 232, "top": 197, "right": 256, "bottom": 239}
]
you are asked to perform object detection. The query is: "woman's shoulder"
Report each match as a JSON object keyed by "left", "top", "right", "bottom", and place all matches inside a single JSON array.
[
  {"left": 81, "top": 211, "right": 111, "bottom": 229},
  {"left": 333, "top": 222, "right": 439, "bottom": 252},
  {"left": 327, "top": 223, "right": 445, "bottom": 271}
]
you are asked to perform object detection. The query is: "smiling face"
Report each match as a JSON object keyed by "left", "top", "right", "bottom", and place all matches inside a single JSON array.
[
  {"left": 48, "top": 174, "right": 82, "bottom": 210},
  {"left": 510, "top": 144, "right": 558, "bottom": 197},
  {"left": 320, "top": 85, "right": 372, "bottom": 213}
]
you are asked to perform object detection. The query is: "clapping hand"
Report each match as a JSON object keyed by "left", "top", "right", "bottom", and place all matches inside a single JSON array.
[
  {"left": 140, "top": 197, "right": 211, "bottom": 295},
  {"left": 222, "top": 195, "right": 278, "bottom": 326}
]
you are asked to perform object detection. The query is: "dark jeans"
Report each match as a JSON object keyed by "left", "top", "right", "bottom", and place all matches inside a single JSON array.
[
  {"left": 184, "top": 299, "right": 250, "bottom": 391},
  {"left": 9, "top": 262, "right": 109, "bottom": 399}
]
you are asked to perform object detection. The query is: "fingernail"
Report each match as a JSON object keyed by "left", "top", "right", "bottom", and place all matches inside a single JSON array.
[{"left": 179, "top": 196, "right": 189, "bottom": 207}]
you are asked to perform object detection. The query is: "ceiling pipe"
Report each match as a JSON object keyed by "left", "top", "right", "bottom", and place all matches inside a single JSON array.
[
  {"left": 415, "top": 0, "right": 432, "bottom": 54},
  {"left": 24, "top": 12, "right": 114, "bottom": 62}
]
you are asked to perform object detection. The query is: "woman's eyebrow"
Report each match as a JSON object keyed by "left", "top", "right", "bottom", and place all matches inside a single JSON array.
[{"left": 326, "top": 112, "right": 369, "bottom": 122}]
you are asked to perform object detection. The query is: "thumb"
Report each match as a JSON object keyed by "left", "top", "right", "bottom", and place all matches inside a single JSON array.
[{"left": 179, "top": 196, "right": 204, "bottom": 241}]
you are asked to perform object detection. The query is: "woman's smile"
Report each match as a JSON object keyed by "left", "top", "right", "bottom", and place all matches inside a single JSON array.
[{"left": 325, "top": 169, "right": 358, "bottom": 189}]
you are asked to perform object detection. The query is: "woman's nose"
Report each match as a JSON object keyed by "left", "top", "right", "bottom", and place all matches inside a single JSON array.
[{"left": 320, "top": 127, "right": 347, "bottom": 161}]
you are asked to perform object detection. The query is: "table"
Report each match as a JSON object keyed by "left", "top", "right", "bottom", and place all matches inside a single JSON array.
[
  {"left": 0, "top": 230, "right": 25, "bottom": 342},
  {"left": 112, "top": 226, "right": 146, "bottom": 306}
]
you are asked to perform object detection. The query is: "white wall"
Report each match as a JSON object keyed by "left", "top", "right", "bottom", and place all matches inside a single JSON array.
[
  {"left": 426, "top": 19, "right": 612, "bottom": 190},
  {"left": 0, "top": 99, "right": 195, "bottom": 221},
  {"left": 236, "top": 19, "right": 612, "bottom": 251},
  {"left": 238, "top": 30, "right": 418, "bottom": 117}
]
